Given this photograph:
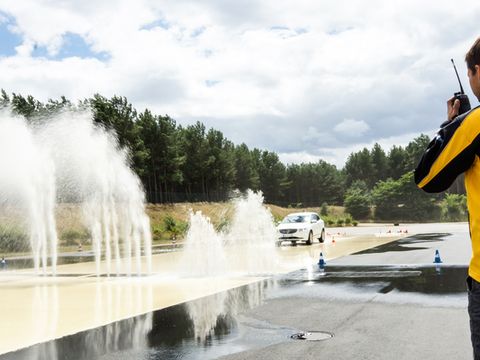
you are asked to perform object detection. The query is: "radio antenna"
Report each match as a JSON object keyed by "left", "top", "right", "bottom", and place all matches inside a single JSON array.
[{"left": 451, "top": 58, "right": 465, "bottom": 94}]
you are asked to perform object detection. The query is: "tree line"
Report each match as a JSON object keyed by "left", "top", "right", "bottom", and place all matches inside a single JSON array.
[{"left": 0, "top": 90, "right": 465, "bottom": 221}]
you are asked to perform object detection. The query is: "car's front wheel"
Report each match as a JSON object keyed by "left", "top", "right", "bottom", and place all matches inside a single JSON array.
[
  {"left": 319, "top": 229, "right": 325, "bottom": 243},
  {"left": 306, "top": 231, "right": 313, "bottom": 245}
]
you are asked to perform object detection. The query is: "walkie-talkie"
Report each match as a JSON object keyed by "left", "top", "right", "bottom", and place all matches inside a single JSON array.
[{"left": 451, "top": 58, "right": 471, "bottom": 116}]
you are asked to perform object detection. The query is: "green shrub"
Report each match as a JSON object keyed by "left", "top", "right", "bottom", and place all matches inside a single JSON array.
[
  {"left": 151, "top": 224, "right": 165, "bottom": 241},
  {"left": 336, "top": 219, "right": 344, "bottom": 227},
  {"left": 352, "top": 221, "right": 358, "bottom": 226},
  {"left": 440, "top": 194, "right": 467, "bottom": 222},
  {"left": 163, "top": 215, "right": 177, "bottom": 233},
  {"left": 162, "top": 215, "right": 188, "bottom": 240},
  {"left": 0, "top": 225, "right": 29, "bottom": 253},
  {"left": 344, "top": 216, "right": 352, "bottom": 225},
  {"left": 216, "top": 218, "right": 230, "bottom": 232},
  {"left": 175, "top": 220, "right": 188, "bottom": 235},
  {"left": 273, "top": 214, "right": 283, "bottom": 224}
]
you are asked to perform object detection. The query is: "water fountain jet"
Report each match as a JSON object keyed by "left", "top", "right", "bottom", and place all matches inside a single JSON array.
[{"left": 0, "top": 109, "right": 152, "bottom": 276}]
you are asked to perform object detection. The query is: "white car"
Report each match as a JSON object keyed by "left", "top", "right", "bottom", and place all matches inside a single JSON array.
[{"left": 276, "top": 212, "right": 325, "bottom": 246}]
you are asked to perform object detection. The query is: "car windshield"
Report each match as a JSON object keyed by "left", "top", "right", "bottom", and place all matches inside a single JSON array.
[{"left": 282, "top": 215, "right": 309, "bottom": 224}]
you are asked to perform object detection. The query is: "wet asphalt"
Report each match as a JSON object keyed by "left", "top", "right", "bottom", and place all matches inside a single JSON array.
[
  {"left": 217, "top": 228, "right": 472, "bottom": 360},
  {"left": 1, "top": 224, "right": 474, "bottom": 360}
]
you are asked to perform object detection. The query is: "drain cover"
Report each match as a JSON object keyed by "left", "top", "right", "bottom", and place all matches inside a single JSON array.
[{"left": 291, "top": 331, "right": 333, "bottom": 341}]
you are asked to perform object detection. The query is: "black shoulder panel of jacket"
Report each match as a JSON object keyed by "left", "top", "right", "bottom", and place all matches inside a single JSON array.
[{"left": 414, "top": 107, "right": 480, "bottom": 193}]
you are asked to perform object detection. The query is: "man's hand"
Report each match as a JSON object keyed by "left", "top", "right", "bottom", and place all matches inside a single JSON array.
[{"left": 448, "top": 96, "right": 460, "bottom": 121}]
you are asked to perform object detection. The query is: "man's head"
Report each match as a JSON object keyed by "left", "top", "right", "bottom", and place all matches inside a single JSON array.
[
  {"left": 466, "top": 38, "right": 480, "bottom": 74},
  {"left": 466, "top": 38, "right": 480, "bottom": 100}
]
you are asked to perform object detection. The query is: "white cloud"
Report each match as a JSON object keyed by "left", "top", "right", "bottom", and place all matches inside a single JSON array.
[
  {"left": 278, "top": 151, "right": 324, "bottom": 166},
  {"left": 334, "top": 118, "right": 369, "bottom": 137},
  {"left": 287, "top": 131, "right": 426, "bottom": 168},
  {"left": 0, "top": 0, "right": 479, "bottom": 167}
]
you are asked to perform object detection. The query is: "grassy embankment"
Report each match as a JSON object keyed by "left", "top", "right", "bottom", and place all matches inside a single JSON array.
[
  {"left": 0, "top": 203, "right": 348, "bottom": 255},
  {"left": 146, "top": 203, "right": 347, "bottom": 244}
]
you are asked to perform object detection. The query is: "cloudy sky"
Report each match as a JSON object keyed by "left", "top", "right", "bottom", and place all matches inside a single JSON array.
[{"left": 0, "top": 0, "right": 480, "bottom": 168}]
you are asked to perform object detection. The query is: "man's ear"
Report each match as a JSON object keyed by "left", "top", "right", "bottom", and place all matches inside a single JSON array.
[{"left": 476, "top": 65, "right": 480, "bottom": 78}]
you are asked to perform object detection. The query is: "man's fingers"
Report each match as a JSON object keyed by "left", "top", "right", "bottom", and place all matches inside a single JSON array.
[
  {"left": 454, "top": 99, "right": 460, "bottom": 111},
  {"left": 447, "top": 98, "right": 460, "bottom": 121}
]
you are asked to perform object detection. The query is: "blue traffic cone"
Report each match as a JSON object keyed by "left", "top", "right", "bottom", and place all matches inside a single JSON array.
[
  {"left": 434, "top": 249, "right": 442, "bottom": 264},
  {"left": 318, "top": 252, "right": 326, "bottom": 269}
]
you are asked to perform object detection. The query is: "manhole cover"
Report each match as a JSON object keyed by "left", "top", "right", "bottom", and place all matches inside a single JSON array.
[{"left": 291, "top": 331, "right": 334, "bottom": 341}]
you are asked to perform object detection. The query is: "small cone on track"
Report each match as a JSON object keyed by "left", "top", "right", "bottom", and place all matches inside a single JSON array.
[
  {"left": 318, "top": 252, "right": 326, "bottom": 269},
  {"left": 434, "top": 249, "right": 443, "bottom": 264}
]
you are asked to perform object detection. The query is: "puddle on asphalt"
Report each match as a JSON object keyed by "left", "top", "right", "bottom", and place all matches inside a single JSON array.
[
  {"left": 0, "top": 254, "right": 96, "bottom": 270},
  {"left": 281, "top": 265, "right": 467, "bottom": 294},
  {"left": 353, "top": 233, "right": 451, "bottom": 255},
  {"left": 0, "top": 261, "right": 468, "bottom": 360},
  {"left": 1, "top": 247, "right": 177, "bottom": 271},
  {"left": 0, "top": 280, "right": 295, "bottom": 360}
]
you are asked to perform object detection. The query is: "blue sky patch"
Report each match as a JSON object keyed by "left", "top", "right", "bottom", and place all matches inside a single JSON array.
[
  {"left": 203, "top": 49, "right": 214, "bottom": 58},
  {"left": 205, "top": 80, "right": 220, "bottom": 87},
  {"left": 141, "top": 18, "right": 170, "bottom": 31},
  {"left": 327, "top": 26, "right": 354, "bottom": 36},
  {"left": 191, "top": 26, "right": 206, "bottom": 38},
  {"left": 31, "top": 32, "right": 110, "bottom": 61},
  {"left": 269, "top": 26, "right": 308, "bottom": 38},
  {"left": 0, "top": 13, "right": 22, "bottom": 57},
  {"left": 270, "top": 26, "right": 289, "bottom": 31}
]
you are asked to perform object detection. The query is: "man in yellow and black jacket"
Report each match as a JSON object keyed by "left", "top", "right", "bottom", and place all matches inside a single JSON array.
[{"left": 414, "top": 37, "right": 480, "bottom": 359}]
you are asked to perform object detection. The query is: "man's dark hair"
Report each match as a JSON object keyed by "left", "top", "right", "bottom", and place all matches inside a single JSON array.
[{"left": 466, "top": 37, "right": 480, "bottom": 75}]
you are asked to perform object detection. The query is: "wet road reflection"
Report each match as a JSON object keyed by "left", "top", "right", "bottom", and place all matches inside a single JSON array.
[
  {"left": 281, "top": 265, "right": 467, "bottom": 294},
  {"left": 1, "top": 263, "right": 468, "bottom": 360},
  {"left": 354, "top": 233, "right": 450, "bottom": 255},
  {"left": 1, "top": 278, "right": 154, "bottom": 360},
  {"left": 0, "top": 280, "right": 287, "bottom": 360},
  {"left": 270, "top": 264, "right": 468, "bottom": 311}
]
